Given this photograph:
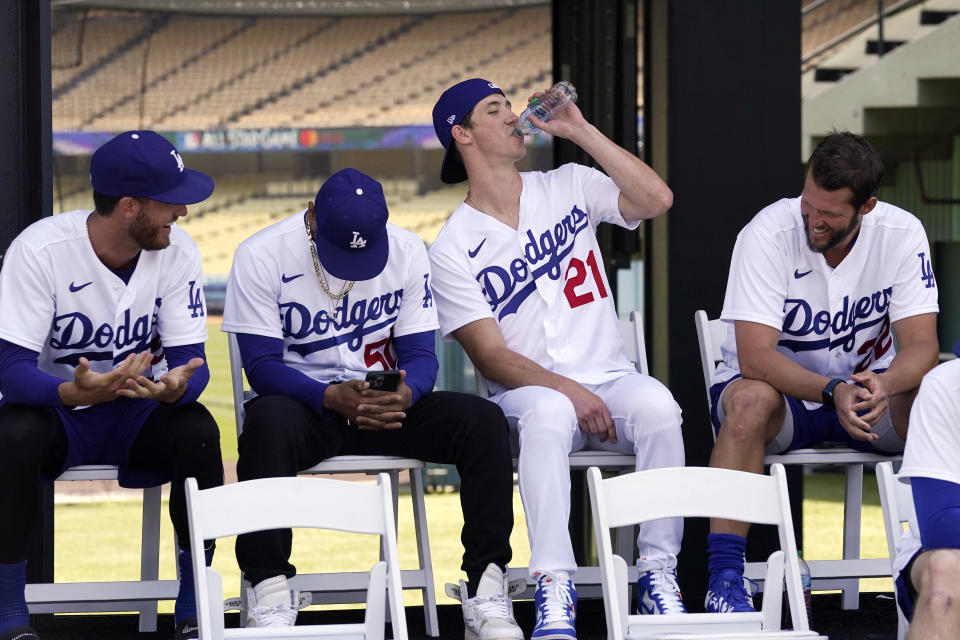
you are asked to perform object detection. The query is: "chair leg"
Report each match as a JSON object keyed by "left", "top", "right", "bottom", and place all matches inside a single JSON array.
[
  {"left": 410, "top": 469, "right": 439, "bottom": 637},
  {"left": 138, "top": 485, "right": 162, "bottom": 632},
  {"left": 382, "top": 470, "right": 401, "bottom": 626},
  {"left": 841, "top": 463, "right": 864, "bottom": 609}
]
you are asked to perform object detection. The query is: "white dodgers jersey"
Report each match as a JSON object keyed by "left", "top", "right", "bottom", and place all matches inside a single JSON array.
[
  {"left": 221, "top": 212, "right": 438, "bottom": 383},
  {"left": 714, "top": 197, "right": 939, "bottom": 394},
  {"left": 429, "top": 163, "right": 637, "bottom": 396},
  {"left": 0, "top": 210, "right": 208, "bottom": 384}
]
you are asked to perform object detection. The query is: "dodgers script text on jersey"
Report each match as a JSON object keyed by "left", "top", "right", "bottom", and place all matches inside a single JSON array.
[
  {"left": 429, "top": 163, "right": 638, "bottom": 395},
  {"left": 0, "top": 210, "right": 208, "bottom": 388},
  {"left": 714, "top": 196, "right": 939, "bottom": 394},
  {"left": 221, "top": 211, "right": 438, "bottom": 384}
]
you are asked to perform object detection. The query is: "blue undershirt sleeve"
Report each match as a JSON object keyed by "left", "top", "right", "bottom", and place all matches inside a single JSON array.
[
  {"left": 236, "top": 333, "right": 329, "bottom": 417},
  {"left": 163, "top": 342, "right": 210, "bottom": 406},
  {"left": 911, "top": 476, "right": 960, "bottom": 551},
  {"left": 393, "top": 330, "right": 438, "bottom": 407},
  {"left": 0, "top": 339, "right": 65, "bottom": 407}
]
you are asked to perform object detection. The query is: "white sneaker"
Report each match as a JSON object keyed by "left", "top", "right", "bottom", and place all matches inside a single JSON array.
[
  {"left": 445, "top": 563, "right": 525, "bottom": 640},
  {"left": 636, "top": 555, "right": 686, "bottom": 615},
  {"left": 246, "top": 575, "right": 298, "bottom": 628}
]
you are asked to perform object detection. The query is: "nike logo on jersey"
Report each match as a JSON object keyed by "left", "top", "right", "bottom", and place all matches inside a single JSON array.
[
  {"left": 281, "top": 273, "right": 304, "bottom": 283},
  {"left": 467, "top": 238, "right": 486, "bottom": 258},
  {"left": 69, "top": 281, "right": 93, "bottom": 292},
  {"left": 793, "top": 269, "right": 813, "bottom": 279}
]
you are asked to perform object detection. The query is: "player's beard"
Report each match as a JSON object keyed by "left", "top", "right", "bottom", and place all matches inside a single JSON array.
[
  {"left": 803, "top": 212, "right": 861, "bottom": 253},
  {"left": 130, "top": 210, "right": 171, "bottom": 251}
]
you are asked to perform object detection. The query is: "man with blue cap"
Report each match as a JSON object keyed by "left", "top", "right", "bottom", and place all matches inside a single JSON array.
[
  {"left": 0, "top": 130, "right": 224, "bottom": 640},
  {"left": 222, "top": 168, "right": 521, "bottom": 639},
  {"left": 428, "top": 78, "right": 685, "bottom": 639},
  {"left": 892, "top": 338, "right": 960, "bottom": 640}
]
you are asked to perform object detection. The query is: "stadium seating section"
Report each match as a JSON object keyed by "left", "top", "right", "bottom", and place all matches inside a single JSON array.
[{"left": 50, "top": 1, "right": 879, "bottom": 275}]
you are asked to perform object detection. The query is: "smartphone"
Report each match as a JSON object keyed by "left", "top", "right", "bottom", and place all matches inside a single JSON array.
[{"left": 365, "top": 370, "right": 401, "bottom": 392}]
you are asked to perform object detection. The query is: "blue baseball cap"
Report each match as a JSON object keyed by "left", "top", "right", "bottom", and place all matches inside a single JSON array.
[
  {"left": 90, "top": 131, "right": 214, "bottom": 205},
  {"left": 432, "top": 78, "right": 505, "bottom": 184},
  {"left": 313, "top": 168, "right": 389, "bottom": 281}
]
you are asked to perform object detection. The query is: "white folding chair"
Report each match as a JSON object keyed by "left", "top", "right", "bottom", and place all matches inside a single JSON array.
[
  {"left": 227, "top": 333, "right": 438, "bottom": 636},
  {"left": 695, "top": 309, "right": 896, "bottom": 607},
  {"left": 186, "top": 473, "right": 405, "bottom": 640},
  {"left": 877, "top": 460, "right": 917, "bottom": 640},
  {"left": 473, "top": 311, "right": 648, "bottom": 597},
  {"left": 24, "top": 465, "right": 176, "bottom": 632},
  {"left": 589, "top": 463, "right": 826, "bottom": 639}
]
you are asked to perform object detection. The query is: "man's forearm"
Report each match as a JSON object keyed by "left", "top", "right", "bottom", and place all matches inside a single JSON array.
[
  {"left": 738, "top": 346, "right": 832, "bottom": 403},
  {"left": 879, "top": 340, "right": 940, "bottom": 396},
  {"left": 568, "top": 123, "right": 672, "bottom": 220}
]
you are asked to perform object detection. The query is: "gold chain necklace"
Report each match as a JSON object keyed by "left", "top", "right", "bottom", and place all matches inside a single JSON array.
[
  {"left": 466, "top": 193, "right": 487, "bottom": 214},
  {"left": 304, "top": 210, "right": 355, "bottom": 301}
]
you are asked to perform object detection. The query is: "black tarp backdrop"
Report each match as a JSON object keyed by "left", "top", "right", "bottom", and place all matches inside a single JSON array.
[{"left": 1, "top": 0, "right": 54, "bottom": 584}]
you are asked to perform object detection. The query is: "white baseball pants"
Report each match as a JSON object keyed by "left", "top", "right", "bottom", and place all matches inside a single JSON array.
[{"left": 491, "top": 372, "right": 685, "bottom": 576}]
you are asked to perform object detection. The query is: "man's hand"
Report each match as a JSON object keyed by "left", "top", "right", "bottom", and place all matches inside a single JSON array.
[
  {"left": 322, "top": 373, "right": 410, "bottom": 431},
  {"left": 525, "top": 89, "right": 589, "bottom": 141},
  {"left": 558, "top": 379, "right": 616, "bottom": 443},
  {"left": 59, "top": 350, "right": 154, "bottom": 407},
  {"left": 848, "top": 370, "right": 890, "bottom": 426},
  {"left": 356, "top": 370, "right": 412, "bottom": 430},
  {"left": 833, "top": 381, "right": 878, "bottom": 442},
  {"left": 116, "top": 357, "right": 205, "bottom": 404}
]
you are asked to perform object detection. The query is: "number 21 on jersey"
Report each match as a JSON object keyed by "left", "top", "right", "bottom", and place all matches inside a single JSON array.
[{"left": 564, "top": 250, "right": 608, "bottom": 308}]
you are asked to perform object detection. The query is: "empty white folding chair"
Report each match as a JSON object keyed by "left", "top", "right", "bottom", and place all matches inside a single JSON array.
[
  {"left": 877, "top": 460, "right": 917, "bottom": 640},
  {"left": 24, "top": 465, "right": 176, "bottom": 632},
  {"left": 226, "top": 333, "right": 438, "bottom": 636},
  {"left": 695, "top": 309, "right": 894, "bottom": 607},
  {"left": 589, "top": 463, "right": 826, "bottom": 639},
  {"left": 185, "top": 474, "right": 405, "bottom": 640},
  {"left": 473, "top": 311, "right": 647, "bottom": 596}
]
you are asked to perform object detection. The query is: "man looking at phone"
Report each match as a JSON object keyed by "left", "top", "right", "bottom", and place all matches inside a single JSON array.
[{"left": 222, "top": 168, "right": 521, "bottom": 638}]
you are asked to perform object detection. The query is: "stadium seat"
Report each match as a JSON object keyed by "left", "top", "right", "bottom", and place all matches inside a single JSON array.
[
  {"left": 226, "top": 333, "right": 439, "bottom": 636},
  {"left": 473, "top": 311, "right": 650, "bottom": 598},
  {"left": 876, "top": 460, "right": 916, "bottom": 640},
  {"left": 185, "top": 473, "right": 405, "bottom": 640},
  {"left": 695, "top": 309, "right": 896, "bottom": 608},
  {"left": 24, "top": 465, "right": 176, "bottom": 633},
  {"left": 589, "top": 463, "right": 826, "bottom": 639}
]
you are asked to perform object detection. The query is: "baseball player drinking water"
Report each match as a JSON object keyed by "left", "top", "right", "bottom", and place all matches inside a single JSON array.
[
  {"left": 703, "top": 131, "right": 939, "bottom": 615},
  {"left": 0, "top": 131, "right": 224, "bottom": 640},
  {"left": 222, "top": 168, "right": 522, "bottom": 639},
  {"left": 428, "top": 78, "right": 687, "bottom": 640}
]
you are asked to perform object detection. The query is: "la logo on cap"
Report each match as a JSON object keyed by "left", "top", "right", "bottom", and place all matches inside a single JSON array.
[
  {"left": 446, "top": 114, "right": 456, "bottom": 125},
  {"left": 170, "top": 149, "right": 184, "bottom": 172},
  {"left": 349, "top": 231, "right": 366, "bottom": 249}
]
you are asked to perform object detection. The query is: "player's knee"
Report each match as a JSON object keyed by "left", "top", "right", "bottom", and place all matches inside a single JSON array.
[
  {"left": 517, "top": 389, "right": 577, "bottom": 430},
  {"left": 0, "top": 405, "right": 57, "bottom": 462},
  {"left": 455, "top": 395, "right": 510, "bottom": 439},
  {"left": 170, "top": 403, "right": 222, "bottom": 461},
  {"left": 722, "top": 383, "right": 780, "bottom": 440},
  {"left": 919, "top": 550, "right": 960, "bottom": 599}
]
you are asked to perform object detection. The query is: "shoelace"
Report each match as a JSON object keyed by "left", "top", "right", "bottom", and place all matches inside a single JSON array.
[
  {"left": 250, "top": 602, "right": 296, "bottom": 626},
  {"left": 646, "top": 568, "right": 685, "bottom": 614},
  {"left": 538, "top": 574, "right": 574, "bottom": 624},
  {"left": 718, "top": 575, "right": 759, "bottom": 609},
  {"left": 471, "top": 593, "right": 512, "bottom": 622}
]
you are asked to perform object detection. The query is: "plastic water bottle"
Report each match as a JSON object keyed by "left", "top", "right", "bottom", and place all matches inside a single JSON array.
[
  {"left": 514, "top": 81, "right": 578, "bottom": 136},
  {"left": 783, "top": 550, "right": 813, "bottom": 629}
]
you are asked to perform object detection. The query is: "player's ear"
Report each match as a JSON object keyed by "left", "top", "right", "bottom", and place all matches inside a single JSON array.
[
  {"left": 451, "top": 124, "right": 472, "bottom": 145},
  {"left": 858, "top": 196, "right": 878, "bottom": 216}
]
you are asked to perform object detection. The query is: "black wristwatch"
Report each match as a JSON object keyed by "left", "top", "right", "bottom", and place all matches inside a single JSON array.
[{"left": 821, "top": 378, "right": 846, "bottom": 409}]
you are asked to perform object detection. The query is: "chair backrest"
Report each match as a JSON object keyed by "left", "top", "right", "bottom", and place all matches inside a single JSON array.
[
  {"left": 695, "top": 309, "right": 728, "bottom": 440},
  {"left": 475, "top": 310, "right": 649, "bottom": 397},
  {"left": 876, "top": 461, "right": 918, "bottom": 566},
  {"left": 876, "top": 461, "right": 917, "bottom": 640},
  {"left": 226, "top": 332, "right": 253, "bottom": 432},
  {"left": 589, "top": 463, "right": 808, "bottom": 638},
  {"left": 185, "top": 473, "right": 405, "bottom": 640}
]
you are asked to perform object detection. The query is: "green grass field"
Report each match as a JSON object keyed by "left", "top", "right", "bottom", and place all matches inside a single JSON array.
[{"left": 50, "top": 319, "right": 893, "bottom": 612}]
